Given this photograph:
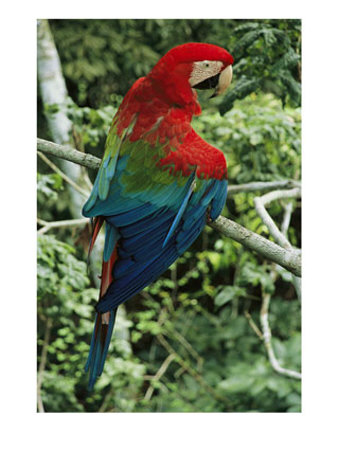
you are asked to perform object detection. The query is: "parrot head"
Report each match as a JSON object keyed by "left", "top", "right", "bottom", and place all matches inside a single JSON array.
[{"left": 149, "top": 43, "right": 234, "bottom": 103}]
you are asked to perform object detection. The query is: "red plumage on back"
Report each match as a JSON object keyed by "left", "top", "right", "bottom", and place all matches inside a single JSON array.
[{"left": 159, "top": 129, "right": 227, "bottom": 179}]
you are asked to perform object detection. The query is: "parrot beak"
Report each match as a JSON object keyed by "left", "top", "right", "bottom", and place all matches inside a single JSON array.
[{"left": 210, "top": 65, "right": 233, "bottom": 98}]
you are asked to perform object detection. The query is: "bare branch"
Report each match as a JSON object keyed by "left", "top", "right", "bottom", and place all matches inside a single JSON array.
[
  {"left": 247, "top": 195, "right": 301, "bottom": 378},
  {"left": 260, "top": 267, "right": 301, "bottom": 380},
  {"left": 254, "top": 189, "right": 302, "bottom": 296},
  {"left": 281, "top": 201, "right": 293, "bottom": 236},
  {"left": 244, "top": 310, "right": 263, "bottom": 339},
  {"left": 38, "top": 151, "right": 89, "bottom": 197},
  {"left": 37, "top": 217, "right": 89, "bottom": 235},
  {"left": 254, "top": 188, "right": 301, "bottom": 250},
  {"left": 280, "top": 202, "right": 302, "bottom": 301},
  {"left": 38, "top": 138, "right": 101, "bottom": 171},
  {"left": 228, "top": 180, "right": 300, "bottom": 196},
  {"left": 37, "top": 137, "right": 301, "bottom": 277},
  {"left": 209, "top": 216, "right": 301, "bottom": 277},
  {"left": 143, "top": 353, "right": 176, "bottom": 402}
]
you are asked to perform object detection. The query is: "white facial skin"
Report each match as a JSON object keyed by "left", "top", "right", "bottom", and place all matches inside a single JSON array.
[
  {"left": 189, "top": 60, "right": 223, "bottom": 87},
  {"left": 189, "top": 60, "right": 233, "bottom": 96}
]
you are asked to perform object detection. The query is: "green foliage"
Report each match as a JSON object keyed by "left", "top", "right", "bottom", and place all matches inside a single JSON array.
[
  {"left": 194, "top": 94, "right": 301, "bottom": 184},
  {"left": 37, "top": 173, "right": 63, "bottom": 202},
  {"left": 66, "top": 97, "right": 121, "bottom": 149},
  {"left": 127, "top": 286, "right": 300, "bottom": 412},
  {"left": 220, "top": 20, "right": 301, "bottom": 113},
  {"left": 37, "top": 19, "right": 301, "bottom": 413},
  {"left": 37, "top": 234, "right": 147, "bottom": 412}
]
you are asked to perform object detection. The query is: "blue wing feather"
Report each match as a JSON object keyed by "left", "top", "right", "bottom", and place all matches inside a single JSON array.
[
  {"left": 162, "top": 172, "right": 195, "bottom": 248},
  {"left": 95, "top": 176, "right": 227, "bottom": 313},
  {"left": 210, "top": 179, "right": 228, "bottom": 219}
]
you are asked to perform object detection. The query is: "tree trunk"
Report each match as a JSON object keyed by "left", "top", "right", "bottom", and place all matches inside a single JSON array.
[{"left": 37, "top": 19, "right": 84, "bottom": 219}]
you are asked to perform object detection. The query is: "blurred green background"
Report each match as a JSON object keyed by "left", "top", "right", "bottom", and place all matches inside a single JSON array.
[{"left": 37, "top": 19, "right": 301, "bottom": 412}]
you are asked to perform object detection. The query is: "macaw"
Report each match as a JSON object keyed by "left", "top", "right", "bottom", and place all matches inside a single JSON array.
[{"left": 82, "top": 42, "right": 234, "bottom": 389}]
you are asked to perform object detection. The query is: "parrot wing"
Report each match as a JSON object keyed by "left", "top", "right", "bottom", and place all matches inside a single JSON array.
[{"left": 83, "top": 124, "right": 227, "bottom": 313}]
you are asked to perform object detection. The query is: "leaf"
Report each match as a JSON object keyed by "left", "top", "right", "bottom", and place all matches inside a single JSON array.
[{"left": 215, "top": 286, "right": 246, "bottom": 307}]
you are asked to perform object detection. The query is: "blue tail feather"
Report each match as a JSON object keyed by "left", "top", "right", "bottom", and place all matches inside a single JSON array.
[{"left": 85, "top": 310, "right": 117, "bottom": 390}]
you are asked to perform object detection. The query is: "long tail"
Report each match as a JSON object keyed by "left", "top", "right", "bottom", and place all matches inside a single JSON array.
[
  {"left": 85, "top": 309, "right": 117, "bottom": 390},
  {"left": 85, "top": 217, "right": 118, "bottom": 390}
]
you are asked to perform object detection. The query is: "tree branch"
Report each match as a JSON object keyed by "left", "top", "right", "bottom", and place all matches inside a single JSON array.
[
  {"left": 37, "top": 137, "right": 301, "bottom": 277},
  {"left": 260, "top": 266, "right": 301, "bottom": 380},
  {"left": 254, "top": 188, "right": 301, "bottom": 250},
  {"left": 38, "top": 138, "right": 101, "bottom": 170},
  {"left": 143, "top": 353, "right": 176, "bottom": 402},
  {"left": 38, "top": 151, "right": 89, "bottom": 197},
  {"left": 254, "top": 189, "right": 302, "bottom": 297},
  {"left": 280, "top": 202, "right": 302, "bottom": 301},
  {"left": 244, "top": 204, "right": 301, "bottom": 379},
  {"left": 208, "top": 216, "right": 301, "bottom": 277},
  {"left": 228, "top": 180, "right": 300, "bottom": 195},
  {"left": 37, "top": 217, "right": 88, "bottom": 235},
  {"left": 281, "top": 201, "right": 293, "bottom": 236}
]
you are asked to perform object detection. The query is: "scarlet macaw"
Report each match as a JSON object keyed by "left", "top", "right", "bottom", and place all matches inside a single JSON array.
[{"left": 82, "top": 43, "right": 234, "bottom": 388}]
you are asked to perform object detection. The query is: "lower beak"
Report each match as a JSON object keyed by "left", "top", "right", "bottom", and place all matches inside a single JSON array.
[{"left": 210, "top": 65, "right": 233, "bottom": 98}]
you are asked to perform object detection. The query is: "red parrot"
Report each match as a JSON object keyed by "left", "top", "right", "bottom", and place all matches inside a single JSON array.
[{"left": 82, "top": 43, "right": 234, "bottom": 388}]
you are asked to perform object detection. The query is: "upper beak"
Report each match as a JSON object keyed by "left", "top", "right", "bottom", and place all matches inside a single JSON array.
[{"left": 210, "top": 65, "right": 233, "bottom": 98}]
